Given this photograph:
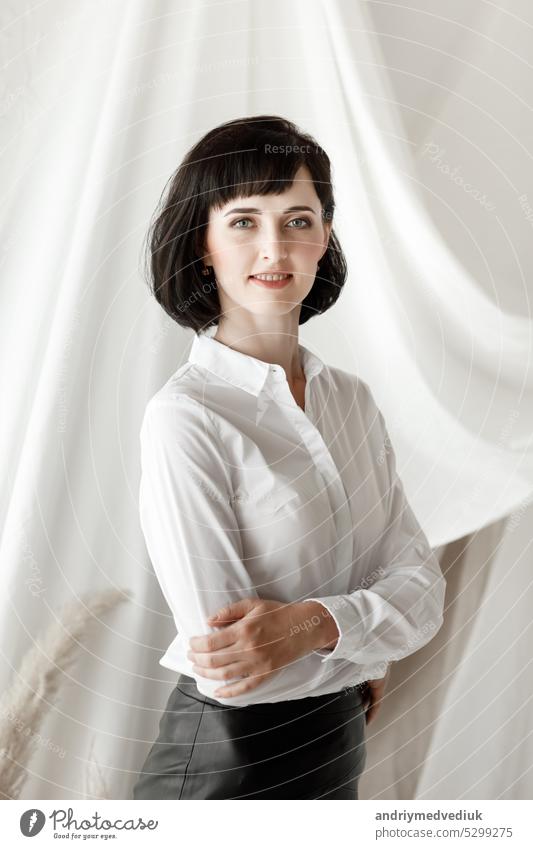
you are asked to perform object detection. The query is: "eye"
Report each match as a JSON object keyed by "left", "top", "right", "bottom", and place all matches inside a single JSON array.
[
  {"left": 230, "top": 217, "right": 312, "bottom": 229},
  {"left": 287, "top": 217, "right": 311, "bottom": 228}
]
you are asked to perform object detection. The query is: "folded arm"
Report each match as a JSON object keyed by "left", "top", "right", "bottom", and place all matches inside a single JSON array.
[{"left": 139, "top": 396, "right": 342, "bottom": 702}]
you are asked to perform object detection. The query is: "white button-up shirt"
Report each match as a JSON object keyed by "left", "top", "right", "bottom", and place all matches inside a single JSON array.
[{"left": 139, "top": 330, "right": 446, "bottom": 705}]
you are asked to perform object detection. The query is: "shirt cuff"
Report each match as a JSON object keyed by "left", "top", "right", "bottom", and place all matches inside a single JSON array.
[{"left": 301, "top": 596, "right": 365, "bottom": 662}]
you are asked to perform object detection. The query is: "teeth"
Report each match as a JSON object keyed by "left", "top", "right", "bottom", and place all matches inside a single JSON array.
[{"left": 252, "top": 273, "right": 291, "bottom": 281}]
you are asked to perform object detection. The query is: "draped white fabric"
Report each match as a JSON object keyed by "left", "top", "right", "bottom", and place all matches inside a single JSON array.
[{"left": 1, "top": 0, "right": 532, "bottom": 799}]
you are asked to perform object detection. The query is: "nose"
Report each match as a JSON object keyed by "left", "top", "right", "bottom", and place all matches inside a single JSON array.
[
  {"left": 260, "top": 238, "right": 288, "bottom": 263},
  {"left": 259, "top": 216, "right": 288, "bottom": 264}
]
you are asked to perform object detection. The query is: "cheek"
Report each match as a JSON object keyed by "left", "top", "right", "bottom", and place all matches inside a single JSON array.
[
  {"left": 218, "top": 238, "right": 255, "bottom": 269},
  {"left": 292, "top": 236, "right": 323, "bottom": 263}
]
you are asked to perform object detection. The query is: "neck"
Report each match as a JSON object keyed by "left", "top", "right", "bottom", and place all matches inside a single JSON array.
[{"left": 213, "top": 323, "right": 305, "bottom": 383}]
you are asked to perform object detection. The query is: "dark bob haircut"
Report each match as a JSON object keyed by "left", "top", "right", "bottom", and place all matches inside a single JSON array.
[{"left": 143, "top": 115, "right": 348, "bottom": 333}]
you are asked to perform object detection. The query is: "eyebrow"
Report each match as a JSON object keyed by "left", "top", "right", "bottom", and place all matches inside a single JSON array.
[{"left": 223, "top": 205, "right": 317, "bottom": 217}]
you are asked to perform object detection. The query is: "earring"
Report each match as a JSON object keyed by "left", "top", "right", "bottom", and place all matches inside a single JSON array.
[{"left": 201, "top": 265, "right": 211, "bottom": 276}]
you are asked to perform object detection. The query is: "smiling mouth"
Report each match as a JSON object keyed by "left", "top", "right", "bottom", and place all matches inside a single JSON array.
[{"left": 249, "top": 273, "right": 293, "bottom": 288}]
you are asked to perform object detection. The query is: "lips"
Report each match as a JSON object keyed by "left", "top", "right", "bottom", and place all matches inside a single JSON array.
[{"left": 249, "top": 274, "right": 293, "bottom": 289}]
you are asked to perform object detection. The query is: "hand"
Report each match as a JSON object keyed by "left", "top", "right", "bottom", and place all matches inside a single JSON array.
[
  {"left": 187, "top": 597, "right": 318, "bottom": 698},
  {"left": 360, "top": 664, "right": 390, "bottom": 725}
]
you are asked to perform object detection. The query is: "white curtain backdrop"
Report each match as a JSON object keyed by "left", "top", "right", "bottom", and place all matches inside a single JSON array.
[{"left": 1, "top": 0, "right": 532, "bottom": 799}]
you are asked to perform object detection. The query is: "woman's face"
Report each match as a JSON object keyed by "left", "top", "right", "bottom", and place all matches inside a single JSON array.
[{"left": 202, "top": 164, "right": 332, "bottom": 321}]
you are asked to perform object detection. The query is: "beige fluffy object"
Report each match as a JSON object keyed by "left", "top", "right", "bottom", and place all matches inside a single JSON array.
[{"left": 0, "top": 588, "right": 132, "bottom": 800}]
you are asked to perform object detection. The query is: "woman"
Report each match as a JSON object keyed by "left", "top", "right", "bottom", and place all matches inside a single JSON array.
[{"left": 132, "top": 115, "right": 446, "bottom": 800}]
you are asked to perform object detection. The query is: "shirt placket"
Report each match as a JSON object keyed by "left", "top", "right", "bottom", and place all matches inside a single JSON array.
[{"left": 268, "top": 368, "right": 354, "bottom": 578}]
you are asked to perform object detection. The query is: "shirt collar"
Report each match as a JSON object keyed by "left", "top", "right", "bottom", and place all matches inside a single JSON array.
[{"left": 188, "top": 329, "right": 327, "bottom": 397}]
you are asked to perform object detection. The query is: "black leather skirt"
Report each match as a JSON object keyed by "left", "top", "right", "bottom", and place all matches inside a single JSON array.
[{"left": 132, "top": 674, "right": 367, "bottom": 800}]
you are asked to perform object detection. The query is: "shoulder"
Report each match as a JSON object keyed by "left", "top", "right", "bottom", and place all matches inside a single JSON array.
[
  {"left": 144, "top": 359, "right": 217, "bottom": 414},
  {"left": 141, "top": 368, "right": 218, "bottom": 445},
  {"left": 326, "top": 364, "right": 384, "bottom": 421},
  {"left": 148, "top": 360, "right": 213, "bottom": 404},
  {"left": 140, "top": 395, "right": 229, "bottom": 494}
]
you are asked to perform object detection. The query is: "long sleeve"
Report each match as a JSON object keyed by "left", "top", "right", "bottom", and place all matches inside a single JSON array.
[
  {"left": 303, "top": 403, "right": 446, "bottom": 668},
  {"left": 138, "top": 395, "right": 340, "bottom": 704},
  {"left": 139, "top": 397, "right": 264, "bottom": 690}
]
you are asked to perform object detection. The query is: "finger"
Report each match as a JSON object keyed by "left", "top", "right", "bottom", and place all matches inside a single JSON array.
[
  {"left": 214, "top": 670, "right": 273, "bottom": 698},
  {"left": 370, "top": 690, "right": 381, "bottom": 703},
  {"left": 192, "top": 662, "right": 244, "bottom": 680},
  {"left": 188, "top": 644, "right": 241, "bottom": 668},
  {"left": 368, "top": 684, "right": 385, "bottom": 702},
  {"left": 189, "top": 626, "right": 239, "bottom": 653},
  {"left": 365, "top": 699, "right": 382, "bottom": 725},
  {"left": 207, "top": 598, "right": 256, "bottom": 625}
]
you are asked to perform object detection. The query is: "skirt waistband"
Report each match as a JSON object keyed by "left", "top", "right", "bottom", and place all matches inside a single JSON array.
[{"left": 176, "top": 674, "right": 366, "bottom": 715}]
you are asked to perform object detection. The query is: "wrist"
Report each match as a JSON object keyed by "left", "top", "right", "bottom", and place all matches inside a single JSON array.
[{"left": 292, "top": 601, "right": 340, "bottom": 653}]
